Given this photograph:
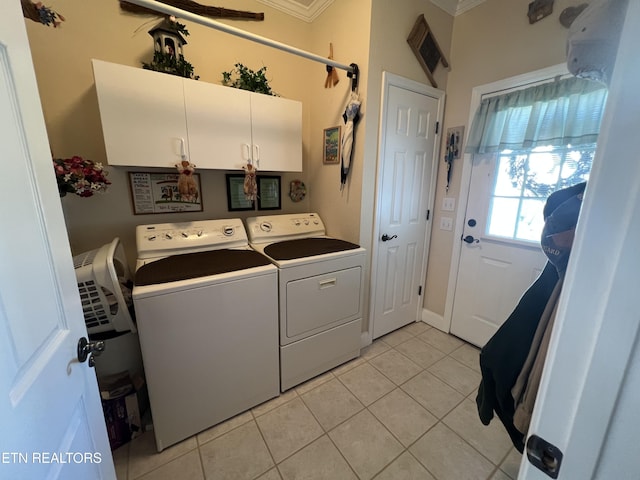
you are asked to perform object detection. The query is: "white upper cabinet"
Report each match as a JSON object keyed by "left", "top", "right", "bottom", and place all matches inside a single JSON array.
[
  {"left": 92, "top": 59, "right": 188, "bottom": 168},
  {"left": 250, "top": 92, "right": 302, "bottom": 172},
  {"left": 183, "top": 78, "right": 252, "bottom": 170},
  {"left": 92, "top": 59, "right": 302, "bottom": 172}
]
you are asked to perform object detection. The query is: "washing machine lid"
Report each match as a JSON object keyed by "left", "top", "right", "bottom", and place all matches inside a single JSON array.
[
  {"left": 263, "top": 237, "right": 361, "bottom": 261},
  {"left": 135, "top": 249, "right": 272, "bottom": 286}
]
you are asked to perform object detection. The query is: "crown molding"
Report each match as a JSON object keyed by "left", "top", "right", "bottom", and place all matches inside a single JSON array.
[
  {"left": 430, "top": 0, "right": 486, "bottom": 16},
  {"left": 255, "top": 0, "right": 334, "bottom": 23}
]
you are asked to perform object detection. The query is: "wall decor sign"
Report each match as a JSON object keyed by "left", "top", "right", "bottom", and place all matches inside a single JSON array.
[
  {"left": 226, "top": 174, "right": 255, "bottom": 211},
  {"left": 258, "top": 175, "right": 281, "bottom": 210},
  {"left": 407, "top": 14, "right": 449, "bottom": 88},
  {"left": 323, "top": 126, "right": 341, "bottom": 164},
  {"left": 129, "top": 172, "right": 202, "bottom": 214}
]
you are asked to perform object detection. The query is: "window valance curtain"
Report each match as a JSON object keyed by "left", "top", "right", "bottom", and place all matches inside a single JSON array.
[{"left": 466, "top": 77, "right": 608, "bottom": 154}]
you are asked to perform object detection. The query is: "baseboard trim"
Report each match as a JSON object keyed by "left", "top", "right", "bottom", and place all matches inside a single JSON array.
[{"left": 422, "top": 309, "right": 448, "bottom": 333}]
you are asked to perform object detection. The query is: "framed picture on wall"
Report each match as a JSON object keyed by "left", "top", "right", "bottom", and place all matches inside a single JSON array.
[
  {"left": 226, "top": 174, "right": 255, "bottom": 211},
  {"left": 323, "top": 126, "right": 341, "bottom": 164},
  {"left": 128, "top": 172, "right": 203, "bottom": 215},
  {"left": 257, "top": 175, "right": 281, "bottom": 210}
]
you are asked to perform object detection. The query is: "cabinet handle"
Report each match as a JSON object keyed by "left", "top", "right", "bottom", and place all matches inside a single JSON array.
[
  {"left": 243, "top": 143, "right": 251, "bottom": 162},
  {"left": 253, "top": 144, "right": 260, "bottom": 169},
  {"left": 180, "top": 138, "right": 187, "bottom": 161}
]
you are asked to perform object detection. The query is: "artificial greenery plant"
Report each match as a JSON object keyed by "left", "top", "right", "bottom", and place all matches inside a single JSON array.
[{"left": 222, "top": 63, "right": 275, "bottom": 96}]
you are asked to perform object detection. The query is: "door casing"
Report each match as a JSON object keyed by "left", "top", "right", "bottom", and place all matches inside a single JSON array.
[{"left": 443, "top": 63, "right": 569, "bottom": 335}]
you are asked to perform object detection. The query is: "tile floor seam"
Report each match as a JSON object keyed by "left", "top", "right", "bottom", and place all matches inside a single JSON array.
[
  {"left": 195, "top": 444, "right": 207, "bottom": 480},
  {"left": 129, "top": 447, "right": 197, "bottom": 480},
  {"left": 322, "top": 431, "right": 367, "bottom": 480},
  {"left": 252, "top": 417, "right": 282, "bottom": 478},
  {"left": 436, "top": 418, "right": 508, "bottom": 470}
]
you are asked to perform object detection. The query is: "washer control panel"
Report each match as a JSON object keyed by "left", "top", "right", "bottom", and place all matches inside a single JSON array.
[
  {"left": 136, "top": 218, "right": 248, "bottom": 259},
  {"left": 245, "top": 213, "right": 325, "bottom": 244}
]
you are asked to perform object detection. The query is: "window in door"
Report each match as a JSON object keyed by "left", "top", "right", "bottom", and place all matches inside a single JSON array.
[{"left": 488, "top": 143, "right": 596, "bottom": 242}]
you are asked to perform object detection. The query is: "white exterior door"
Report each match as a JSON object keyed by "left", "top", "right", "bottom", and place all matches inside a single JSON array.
[
  {"left": 0, "top": 3, "right": 114, "bottom": 479},
  {"left": 372, "top": 73, "right": 442, "bottom": 339},
  {"left": 449, "top": 153, "right": 547, "bottom": 347}
]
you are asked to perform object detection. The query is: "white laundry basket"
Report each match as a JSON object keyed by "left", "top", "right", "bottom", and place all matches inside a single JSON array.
[{"left": 73, "top": 237, "right": 136, "bottom": 334}]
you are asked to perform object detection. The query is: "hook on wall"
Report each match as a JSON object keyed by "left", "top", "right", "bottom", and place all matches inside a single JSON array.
[{"left": 347, "top": 63, "right": 359, "bottom": 92}]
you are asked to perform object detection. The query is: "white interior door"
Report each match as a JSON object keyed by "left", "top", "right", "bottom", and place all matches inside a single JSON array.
[
  {"left": 0, "top": 3, "right": 114, "bottom": 479},
  {"left": 372, "top": 74, "right": 442, "bottom": 339}
]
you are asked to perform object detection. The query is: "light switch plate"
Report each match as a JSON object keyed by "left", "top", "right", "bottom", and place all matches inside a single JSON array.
[
  {"left": 440, "top": 216, "right": 453, "bottom": 231},
  {"left": 442, "top": 197, "right": 456, "bottom": 211}
]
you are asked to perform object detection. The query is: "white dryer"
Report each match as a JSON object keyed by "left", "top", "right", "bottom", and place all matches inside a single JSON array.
[
  {"left": 246, "top": 213, "right": 365, "bottom": 391},
  {"left": 132, "top": 219, "right": 279, "bottom": 451}
]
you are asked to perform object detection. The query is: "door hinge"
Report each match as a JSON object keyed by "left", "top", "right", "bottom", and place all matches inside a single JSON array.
[
  {"left": 426, "top": 209, "right": 430, "bottom": 221},
  {"left": 418, "top": 286, "right": 422, "bottom": 296},
  {"left": 435, "top": 121, "right": 439, "bottom": 134}
]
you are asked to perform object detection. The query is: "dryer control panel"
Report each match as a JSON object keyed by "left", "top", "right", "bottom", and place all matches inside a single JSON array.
[
  {"left": 136, "top": 218, "right": 248, "bottom": 260},
  {"left": 246, "top": 213, "right": 326, "bottom": 244}
]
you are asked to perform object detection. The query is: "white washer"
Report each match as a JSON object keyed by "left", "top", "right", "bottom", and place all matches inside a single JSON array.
[
  {"left": 132, "top": 219, "right": 279, "bottom": 452},
  {"left": 246, "top": 213, "right": 366, "bottom": 391}
]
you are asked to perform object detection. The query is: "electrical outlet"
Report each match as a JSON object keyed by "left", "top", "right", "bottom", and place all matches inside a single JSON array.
[
  {"left": 442, "top": 197, "right": 456, "bottom": 211},
  {"left": 440, "top": 216, "right": 453, "bottom": 231}
]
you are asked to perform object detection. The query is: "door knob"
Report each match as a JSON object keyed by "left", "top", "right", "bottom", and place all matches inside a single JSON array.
[
  {"left": 381, "top": 234, "right": 398, "bottom": 242},
  {"left": 462, "top": 235, "right": 479, "bottom": 244},
  {"left": 77, "top": 337, "right": 105, "bottom": 368}
]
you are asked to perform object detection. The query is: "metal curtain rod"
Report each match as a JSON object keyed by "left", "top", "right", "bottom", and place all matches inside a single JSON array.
[{"left": 125, "top": 0, "right": 359, "bottom": 89}]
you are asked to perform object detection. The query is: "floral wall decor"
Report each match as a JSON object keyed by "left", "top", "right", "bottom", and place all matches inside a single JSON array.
[{"left": 53, "top": 156, "right": 111, "bottom": 198}]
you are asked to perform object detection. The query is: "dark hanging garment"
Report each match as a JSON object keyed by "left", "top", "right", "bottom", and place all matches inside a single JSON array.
[
  {"left": 475, "top": 182, "right": 586, "bottom": 452},
  {"left": 476, "top": 261, "right": 559, "bottom": 452}
]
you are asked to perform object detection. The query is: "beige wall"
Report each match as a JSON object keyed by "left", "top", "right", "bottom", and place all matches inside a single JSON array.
[
  {"left": 360, "top": 0, "right": 453, "bottom": 331},
  {"left": 25, "top": 0, "right": 580, "bottom": 331},
  {"left": 423, "top": 0, "right": 576, "bottom": 316},
  {"left": 25, "top": 0, "right": 317, "bottom": 269}
]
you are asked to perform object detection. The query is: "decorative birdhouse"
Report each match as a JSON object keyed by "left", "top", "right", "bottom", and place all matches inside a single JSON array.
[{"left": 148, "top": 17, "right": 187, "bottom": 59}]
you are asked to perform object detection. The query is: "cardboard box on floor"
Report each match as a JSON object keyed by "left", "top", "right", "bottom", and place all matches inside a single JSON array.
[{"left": 98, "top": 371, "right": 145, "bottom": 450}]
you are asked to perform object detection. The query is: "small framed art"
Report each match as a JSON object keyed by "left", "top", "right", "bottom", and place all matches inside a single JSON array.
[
  {"left": 257, "top": 175, "right": 281, "bottom": 210},
  {"left": 226, "top": 174, "right": 255, "bottom": 211},
  {"left": 323, "top": 126, "right": 341, "bottom": 164},
  {"left": 128, "top": 172, "right": 203, "bottom": 215}
]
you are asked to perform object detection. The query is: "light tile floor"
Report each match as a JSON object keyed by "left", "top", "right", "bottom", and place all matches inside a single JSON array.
[{"left": 113, "top": 322, "right": 523, "bottom": 480}]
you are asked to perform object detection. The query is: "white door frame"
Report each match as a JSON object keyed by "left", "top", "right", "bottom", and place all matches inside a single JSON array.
[
  {"left": 368, "top": 72, "right": 444, "bottom": 343},
  {"left": 443, "top": 63, "right": 569, "bottom": 334}
]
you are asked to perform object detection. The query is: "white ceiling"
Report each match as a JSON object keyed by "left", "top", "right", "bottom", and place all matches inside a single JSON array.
[{"left": 255, "top": 0, "right": 485, "bottom": 22}]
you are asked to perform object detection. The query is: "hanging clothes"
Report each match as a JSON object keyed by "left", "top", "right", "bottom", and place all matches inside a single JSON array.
[
  {"left": 476, "top": 182, "right": 586, "bottom": 452},
  {"left": 340, "top": 92, "right": 361, "bottom": 190},
  {"left": 512, "top": 186, "right": 585, "bottom": 434}
]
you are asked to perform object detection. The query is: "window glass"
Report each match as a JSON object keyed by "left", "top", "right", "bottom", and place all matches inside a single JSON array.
[{"left": 487, "top": 144, "right": 595, "bottom": 242}]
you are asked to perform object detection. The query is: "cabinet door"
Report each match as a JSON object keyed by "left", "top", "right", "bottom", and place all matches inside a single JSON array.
[
  {"left": 250, "top": 93, "right": 302, "bottom": 172},
  {"left": 184, "top": 79, "right": 252, "bottom": 170},
  {"left": 92, "top": 59, "right": 188, "bottom": 168}
]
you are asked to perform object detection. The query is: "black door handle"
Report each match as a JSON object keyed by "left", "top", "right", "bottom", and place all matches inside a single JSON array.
[
  {"left": 462, "top": 235, "right": 479, "bottom": 244},
  {"left": 381, "top": 234, "right": 398, "bottom": 242}
]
